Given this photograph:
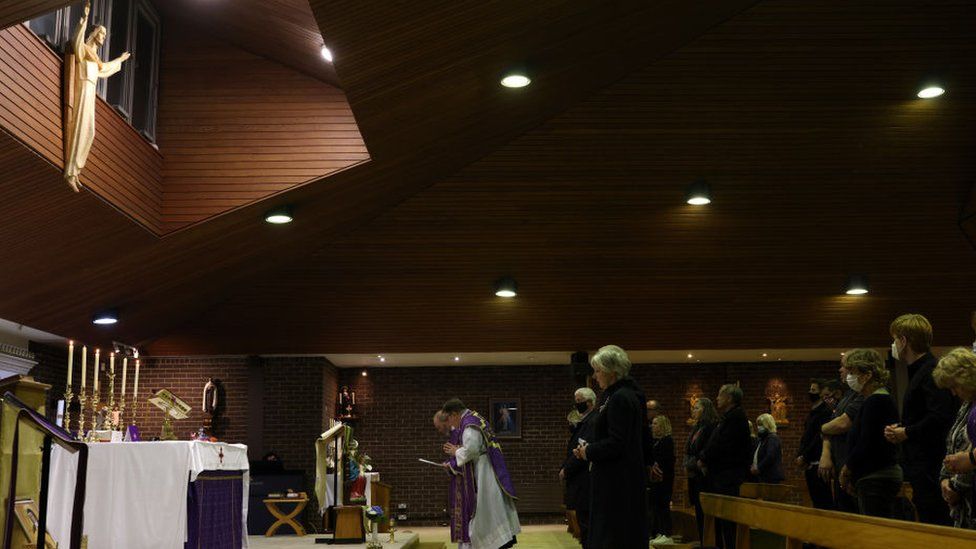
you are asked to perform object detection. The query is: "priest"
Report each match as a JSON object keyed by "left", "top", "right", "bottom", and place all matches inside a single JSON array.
[{"left": 442, "top": 398, "right": 521, "bottom": 549}]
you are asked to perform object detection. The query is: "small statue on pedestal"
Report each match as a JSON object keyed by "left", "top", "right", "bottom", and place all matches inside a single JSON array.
[
  {"left": 765, "top": 379, "right": 790, "bottom": 426},
  {"left": 337, "top": 385, "right": 357, "bottom": 419},
  {"left": 345, "top": 439, "right": 368, "bottom": 503}
]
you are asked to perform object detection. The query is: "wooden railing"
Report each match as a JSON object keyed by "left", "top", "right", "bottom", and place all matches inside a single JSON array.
[{"left": 701, "top": 493, "right": 976, "bottom": 549}]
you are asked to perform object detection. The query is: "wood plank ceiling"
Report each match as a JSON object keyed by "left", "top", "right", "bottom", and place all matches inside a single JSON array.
[{"left": 1, "top": 0, "right": 974, "bottom": 355}]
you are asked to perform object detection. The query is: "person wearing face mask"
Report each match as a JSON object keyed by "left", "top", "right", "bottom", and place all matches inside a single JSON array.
[
  {"left": 796, "top": 379, "right": 835, "bottom": 509},
  {"left": 572, "top": 345, "right": 651, "bottom": 549},
  {"left": 819, "top": 354, "right": 865, "bottom": 513},
  {"left": 751, "top": 413, "right": 785, "bottom": 484},
  {"left": 561, "top": 387, "right": 598, "bottom": 547},
  {"left": 838, "top": 348, "right": 902, "bottom": 518},
  {"left": 932, "top": 348, "right": 976, "bottom": 529},
  {"left": 883, "top": 314, "right": 957, "bottom": 525},
  {"left": 684, "top": 397, "right": 719, "bottom": 542}
]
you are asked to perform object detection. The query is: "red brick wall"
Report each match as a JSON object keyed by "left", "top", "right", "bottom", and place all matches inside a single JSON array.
[{"left": 337, "top": 360, "right": 839, "bottom": 522}]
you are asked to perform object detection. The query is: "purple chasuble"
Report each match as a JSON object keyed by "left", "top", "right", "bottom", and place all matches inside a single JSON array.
[{"left": 445, "top": 410, "right": 517, "bottom": 543}]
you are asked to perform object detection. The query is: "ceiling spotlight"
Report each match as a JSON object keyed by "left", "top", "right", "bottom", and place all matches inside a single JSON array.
[
  {"left": 378, "top": 356, "right": 385, "bottom": 363},
  {"left": 917, "top": 86, "right": 944, "bottom": 99},
  {"left": 453, "top": 356, "right": 460, "bottom": 362},
  {"left": 762, "top": 353, "right": 768, "bottom": 357},
  {"left": 265, "top": 206, "right": 293, "bottom": 224},
  {"left": 321, "top": 45, "right": 334, "bottom": 63},
  {"left": 361, "top": 369, "right": 367, "bottom": 377},
  {"left": 493, "top": 277, "right": 518, "bottom": 298},
  {"left": 92, "top": 309, "right": 119, "bottom": 325},
  {"left": 500, "top": 73, "right": 530, "bottom": 88},
  {"left": 687, "top": 353, "right": 694, "bottom": 359},
  {"left": 845, "top": 274, "right": 869, "bottom": 295},
  {"left": 686, "top": 179, "right": 712, "bottom": 205}
]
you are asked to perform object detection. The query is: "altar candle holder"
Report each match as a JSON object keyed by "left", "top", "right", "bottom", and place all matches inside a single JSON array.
[
  {"left": 107, "top": 369, "right": 118, "bottom": 430},
  {"left": 87, "top": 388, "right": 100, "bottom": 442},
  {"left": 117, "top": 394, "right": 126, "bottom": 432},
  {"left": 62, "top": 386, "right": 75, "bottom": 437},
  {"left": 77, "top": 389, "right": 88, "bottom": 441}
]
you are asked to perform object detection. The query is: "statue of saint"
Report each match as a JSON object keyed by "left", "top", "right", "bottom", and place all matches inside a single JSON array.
[{"left": 63, "top": 1, "right": 130, "bottom": 192}]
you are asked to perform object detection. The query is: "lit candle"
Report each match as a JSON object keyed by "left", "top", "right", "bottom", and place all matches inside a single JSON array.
[
  {"left": 81, "top": 346, "right": 87, "bottom": 390},
  {"left": 93, "top": 348, "right": 100, "bottom": 392},
  {"left": 110, "top": 352, "right": 115, "bottom": 375},
  {"left": 121, "top": 357, "right": 128, "bottom": 399},
  {"left": 133, "top": 359, "right": 140, "bottom": 402},
  {"left": 67, "top": 340, "right": 74, "bottom": 387}
]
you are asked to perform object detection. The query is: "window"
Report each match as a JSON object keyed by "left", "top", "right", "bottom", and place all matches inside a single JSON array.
[{"left": 26, "top": 0, "right": 160, "bottom": 142}]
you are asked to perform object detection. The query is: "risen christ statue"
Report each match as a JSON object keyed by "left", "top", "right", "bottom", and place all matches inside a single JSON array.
[{"left": 63, "top": 1, "right": 129, "bottom": 192}]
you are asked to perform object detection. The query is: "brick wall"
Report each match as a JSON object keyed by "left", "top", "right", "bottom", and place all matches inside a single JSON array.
[{"left": 338, "top": 360, "right": 839, "bottom": 523}]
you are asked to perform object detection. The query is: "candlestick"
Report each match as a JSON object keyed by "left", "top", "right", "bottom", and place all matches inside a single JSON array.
[
  {"left": 77, "top": 388, "right": 88, "bottom": 440},
  {"left": 88, "top": 387, "right": 100, "bottom": 441},
  {"left": 131, "top": 359, "right": 140, "bottom": 426},
  {"left": 67, "top": 340, "right": 74, "bottom": 387},
  {"left": 63, "top": 385, "right": 75, "bottom": 437},
  {"left": 107, "top": 367, "right": 117, "bottom": 430},
  {"left": 81, "top": 345, "right": 87, "bottom": 391}
]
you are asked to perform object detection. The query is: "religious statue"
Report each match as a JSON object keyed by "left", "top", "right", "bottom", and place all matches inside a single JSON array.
[
  {"left": 765, "top": 379, "right": 790, "bottom": 425},
  {"left": 344, "top": 439, "right": 369, "bottom": 503},
  {"left": 337, "top": 385, "right": 357, "bottom": 419},
  {"left": 63, "top": 1, "right": 130, "bottom": 192},
  {"left": 201, "top": 378, "right": 223, "bottom": 436},
  {"left": 685, "top": 384, "right": 703, "bottom": 425}
]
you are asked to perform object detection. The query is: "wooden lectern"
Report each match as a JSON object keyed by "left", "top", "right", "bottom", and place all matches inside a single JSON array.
[{"left": 0, "top": 375, "right": 50, "bottom": 546}]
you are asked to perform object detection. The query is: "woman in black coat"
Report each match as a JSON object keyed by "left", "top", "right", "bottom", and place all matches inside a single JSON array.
[
  {"left": 648, "top": 415, "right": 676, "bottom": 540},
  {"left": 684, "top": 397, "right": 719, "bottom": 542},
  {"left": 751, "top": 413, "right": 785, "bottom": 484},
  {"left": 574, "top": 345, "right": 650, "bottom": 549}
]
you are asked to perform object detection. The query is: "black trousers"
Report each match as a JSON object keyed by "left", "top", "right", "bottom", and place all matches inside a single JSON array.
[
  {"left": 648, "top": 483, "right": 673, "bottom": 537},
  {"left": 906, "top": 466, "right": 951, "bottom": 525},
  {"left": 705, "top": 476, "right": 741, "bottom": 549},
  {"left": 577, "top": 505, "right": 590, "bottom": 549},
  {"left": 856, "top": 476, "right": 901, "bottom": 519},
  {"left": 688, "top": 476, "right": 705, "bottom": 542},
  {"left": 804, "top": 466, "right": 834, "bottom": 510},
  {"left": 832, "top": 474, "right": 858, "bottom": 513}
]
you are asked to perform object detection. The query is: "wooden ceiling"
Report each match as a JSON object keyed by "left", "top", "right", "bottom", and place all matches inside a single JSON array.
[{"left": 1, "top": 0, "right": 974, "bottom": 356}]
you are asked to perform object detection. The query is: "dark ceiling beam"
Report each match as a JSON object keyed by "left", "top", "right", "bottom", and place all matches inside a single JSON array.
[{"left": 0, "top": 0, "right": 71, "bottom": 29}]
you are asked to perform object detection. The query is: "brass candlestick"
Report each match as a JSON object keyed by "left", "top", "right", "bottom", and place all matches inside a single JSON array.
[
  {"left": 63, "top": 386, "right": 75, "bottom": 437},
  {"left": 106, "top": 369, "right": 118, "bottom": 430},
  {"left": 87, "top": 388, "right": 100, "bottom": 442},
  {"left": 77, "top": 389, "right": 88, "bottom": 440},
  {"left": 117, "top": 394, "right": 126, "bottom": 432}
]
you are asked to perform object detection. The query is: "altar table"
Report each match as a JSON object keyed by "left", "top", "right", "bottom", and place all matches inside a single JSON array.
[{"left": 46, "top": 440, "right": 249, "bottom": 549}]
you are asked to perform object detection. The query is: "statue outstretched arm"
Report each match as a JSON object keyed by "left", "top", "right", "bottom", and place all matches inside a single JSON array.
[{"left": 71, "top": 2, "right": 91, "bottom": 56}]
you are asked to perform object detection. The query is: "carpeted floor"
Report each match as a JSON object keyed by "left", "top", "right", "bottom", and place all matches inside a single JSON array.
[{"left": 248, "top": 524, "right": 581, "bottom": 548}]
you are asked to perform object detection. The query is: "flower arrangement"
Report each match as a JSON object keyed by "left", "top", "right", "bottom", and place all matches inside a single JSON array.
[{"left": 364, "top": 505, "right": 384, "bottom": 548}]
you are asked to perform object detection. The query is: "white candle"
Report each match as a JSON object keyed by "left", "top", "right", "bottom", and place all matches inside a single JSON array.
[
  {"left": 93, "top": 349, "right": 100, "bottom": 392},
  {"left": 110, "top": 352, "right": 115, "bottom": 375},
  {"left": 121, "top": 357, "right": 128, "bottom": 398},
  {"left": 133, "top": 359, "right": 140, "bottom": 402},
  {"left": 67, "top": 340, "right": 74, "bottom": 387},
  {"left": 81, "top": 346, "right": 87, "bottom": 390}
]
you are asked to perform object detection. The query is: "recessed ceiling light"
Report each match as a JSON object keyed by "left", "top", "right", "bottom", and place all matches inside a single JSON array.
[
  {"left": 493, "top": 276, "right": 518, "bottom": 298},
  {"left": 845, "top": 274, "right": 869, "bottom": 295},
  {"left": 92, "top": 309, "right": 118, "bottom": 325},
  {"left": 265, "top": 206, "right": 293, "bottom": 224},
  {"left": 762, "top": 353, "right": 768, "bottom": 357},
  {"left": 917, "top": 86, "right": 944, "bottom": 99},
  {"left": 321, "top": 45, "right": 333, "bottom": 63},
  {"left": 453, "top": 356, "right": 460, "bottom": 362},
  {"left": 378, "top": 356, "right": 385, "bottom": 363},
  {"left": 361, "top": 369, "right": 367, "bottom": 376},
  {"left": 687, "top": 353, "right": 694, "bottom": 359},
  {"left": 686, "top": 180, "right": 711, "bottom": 205},
  {"left": 500, "top": 73, "right": 530, "bottom": 88}
]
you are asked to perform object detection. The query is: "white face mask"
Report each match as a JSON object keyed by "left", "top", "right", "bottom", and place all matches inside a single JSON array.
[
  {"left": 891, "top": 340, "right": 901, "bottom": 361},
  {"left": 846, "top": 373, "right": 863, "bottom": 392}
]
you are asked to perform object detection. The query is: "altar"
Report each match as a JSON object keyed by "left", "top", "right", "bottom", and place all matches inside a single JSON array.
[{"left": 46, "top": 440, "right": 249, "bottom": 549}]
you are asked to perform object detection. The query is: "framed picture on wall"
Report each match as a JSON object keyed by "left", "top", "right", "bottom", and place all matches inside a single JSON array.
[{"left": 488, "top": 398, "right": 521, "bottom": 439}]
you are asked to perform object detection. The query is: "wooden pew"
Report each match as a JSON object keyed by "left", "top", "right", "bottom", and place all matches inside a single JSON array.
[
  {"left": 700, "top": 493, "right": 976, "bottom": 549},
  {"left": 738, "top": 482, "right": 794, "bottom": 503}
]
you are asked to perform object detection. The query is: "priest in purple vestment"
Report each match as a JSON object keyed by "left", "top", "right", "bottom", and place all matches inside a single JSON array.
[{"left": 441, "top": 398, "right": 521, "bottom": 549}]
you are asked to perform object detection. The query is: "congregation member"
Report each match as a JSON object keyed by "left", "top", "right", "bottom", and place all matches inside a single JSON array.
[
  {"left": 819, "top": 353, "right": 865, "bottom": 512},
  {"left": 646, "top": 399, "right": 663, "bottom": 422},
  {"left": 572, "top": 345, "right": 649, "bottom": 549},
  {"left": 839, "top": 349, "right": 902, "bottom": 519},
  {"left": 934, "top": 347, "right": 976, "bottom": 528},
  {"left": 684, "top": 397, "right": 719, "bottom": 542},
  {"left": 796, "top": 378, "right": 836, "bottom": 508},
  {"left": 648, "top": 415, "right": 675, "bottom": 543},
  {"left": 699, "top": 384, "right": 752, "bottom": 548},
  {"left": 561, "top": 387, "right": 598, "bottom": 547},
  {"left": 883, "top": 314, "right": 957, "bottom": 525},
  {"left": 752, "top": 413, "right": 785, "bottom": 484},
  {"left": 442, "top": 398, "right": 520, "bottom": 549}
]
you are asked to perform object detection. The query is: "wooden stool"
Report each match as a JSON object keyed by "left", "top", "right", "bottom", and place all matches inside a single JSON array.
[{"left": 263, "top": 495, "right": 308, "bottom": 537}]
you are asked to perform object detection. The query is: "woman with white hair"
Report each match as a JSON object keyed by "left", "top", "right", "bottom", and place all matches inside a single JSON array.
[
  {"left": 572, "top": 345, "right": 650, "bottom": 549},
  {"left": 561, "top": 387, "right": 598, "bottom": 547},
  {"left": 751, "top": 413, "right": 785, "bottom": 484}
]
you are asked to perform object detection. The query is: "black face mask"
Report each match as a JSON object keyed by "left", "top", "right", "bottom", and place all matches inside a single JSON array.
[
  {"left": 575, "top": 402, "right": 588, "bottom": 413},
  {"left": 808, "top": 393, "right": 820, "bottom": 402}
]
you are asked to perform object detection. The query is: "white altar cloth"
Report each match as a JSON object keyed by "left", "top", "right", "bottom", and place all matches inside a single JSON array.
[{"left": 47, "top": 441, "right": 249, "bottom": 549}]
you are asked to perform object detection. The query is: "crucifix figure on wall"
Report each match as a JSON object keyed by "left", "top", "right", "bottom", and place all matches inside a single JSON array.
[{"left": 63, "top": 1, "right": 130, "bottom": 192}]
